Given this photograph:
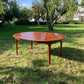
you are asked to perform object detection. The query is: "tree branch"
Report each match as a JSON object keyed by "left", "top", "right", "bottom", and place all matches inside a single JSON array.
[
  {"left": 44, "top": 4, "right": 49, "bottom": 26},
  {"left": 51, "top": 14, "right": 61, "bottom": 27}
]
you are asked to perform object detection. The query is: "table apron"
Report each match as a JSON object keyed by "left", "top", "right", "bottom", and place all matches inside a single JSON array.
[{"left": 34, "top": 40, "right": 62, "bottom": 44}]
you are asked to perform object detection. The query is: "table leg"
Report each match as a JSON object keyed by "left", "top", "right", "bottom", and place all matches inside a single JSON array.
[
  {"left": 60, "top": 40, "right": 62, "bottom": 56},
  {"left": 15, "top": 39, "right": 18, "bottom": 55},
  {"left": 31, "top": 41, "right": 33, "bottom": 49},
  {"left": 48, "top": 44, "right": 51, "bottom": 65}
]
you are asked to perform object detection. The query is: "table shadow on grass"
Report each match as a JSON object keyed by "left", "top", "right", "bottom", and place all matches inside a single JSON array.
[
  {"left": 0, "top": 39, "right": 31, "bottom": 55},
  {"left": 51, "top": 47, "right": 84, "bottom": 63},
  {"left": 50, "top": 29, "right": 84, "bottom": 47},
  {"left": 0, "top": 66, "right": 83, "bottom": 84},
  {"left": 32, "top": 59, "right": 47, "bottom": 67}
]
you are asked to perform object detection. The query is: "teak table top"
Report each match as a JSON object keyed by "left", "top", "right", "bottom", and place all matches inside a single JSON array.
[{"left": 13, "top": 32, "right": 66, "bottom": 42}]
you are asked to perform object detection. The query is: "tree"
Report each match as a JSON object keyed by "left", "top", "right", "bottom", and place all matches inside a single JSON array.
[
  {"left": 32, "top": 0, "right": 45, "bottom": 26},
  {"left": 19, "top": 7, "right": 33, "bottom": 20},
  {"left": 0, "top": 1, "right": 6, "bottom": 24},
  {"left": 0, "top": 1, "right": 6, "bottom": 14},
  {"left": 1, "top": 0, "right": 8, "bottom": 3},
  {"left": 41, "top": 0, "right": 78, "bottom": 31},
  {"left": 81, "top": 0, "right": 84, "bottom": 6},
  {"left": 64, "top": 0, "right": 78, "bottom": 21},
  {"left": 4, "top": 0, "right": 20, "bottom": 22}
]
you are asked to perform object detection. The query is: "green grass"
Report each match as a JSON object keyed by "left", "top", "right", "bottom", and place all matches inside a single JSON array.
[{"left": 0, "top": 24, "right": 84, "bottom": 84}]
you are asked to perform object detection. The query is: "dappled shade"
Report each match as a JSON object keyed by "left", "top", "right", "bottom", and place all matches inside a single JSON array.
[
  {"left": 0, "top": 24, "right": 84, "bottom": 83},
  {"left": 51, "top": 47, "right": 84, "bottom": 63}
]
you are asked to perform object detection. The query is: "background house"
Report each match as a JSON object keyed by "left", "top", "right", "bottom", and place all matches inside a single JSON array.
[{"left": 74, "top": 5, "right": 84, "bottom": 21}]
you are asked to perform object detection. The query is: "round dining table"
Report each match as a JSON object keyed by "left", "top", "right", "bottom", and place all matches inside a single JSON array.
[{"left": 13, "top": 32, "right": 66, "bottom": 65}]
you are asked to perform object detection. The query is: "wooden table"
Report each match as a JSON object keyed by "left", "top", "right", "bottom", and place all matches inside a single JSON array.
[{"left": 13, "top": 32, "right": 66, "bottom": 65}]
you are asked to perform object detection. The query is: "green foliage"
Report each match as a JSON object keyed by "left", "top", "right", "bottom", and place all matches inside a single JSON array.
[
  {"left": 14, "top": 18, "right": 29, "bottom": 25},
  {"left": 56, "top": 21, "right": 84, "bottom": 24},
  {"left": 14, "top": 18, "right": 46, "bottom": 25},
  {"left": 0, "top": 1, "right": 6, "bottom": 15},
  {"left": 81, "top": 1, "right": 84, "bottom": 6},
  {"left": 62, "top": 21, "right": 84, "bottom": 24},
  {"left": 4, "top": 0, "right": 20, "bottom": 21},
  {"left": 32, "top": 0, "right": 45, "bottom": 25},
  {"left": 1, "top": 0, "right": 8, "bottom": 3},
  {"left": 73, "top": 21, "right": 84, "bottom": 24},
  {"left": 0, "top": 1, "right": 6, "bottom": 24},
  {"left": 19, "top": 7, "right": 33, "bottom": 20},
  {"left": 65, "top": 0, "right": 78, "bottom": 18},
  {"left": 69, "top": 21, "right": 78, "bottom": 24},
  {"left": 0, "top": 20, "right": 4, "bottom": 25},
  {"left": 62, "top": 21, "right": 70, "bottom": 24},
  {"left": 41, "top": 0, "right": 78, "bottom": 31}
]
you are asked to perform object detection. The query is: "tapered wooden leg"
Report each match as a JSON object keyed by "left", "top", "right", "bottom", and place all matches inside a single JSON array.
[
  {"left": 60, "top": 40, "right": 62, "bottom": 56},
  {"left": 31, "top": 41, "right": 33, "bottom": 49},
  {"left": 15, "top": 39, "right": 18, "bottom": 55},
  {"left": 48, "top": 44, "right": 51, "bottom": 65}
]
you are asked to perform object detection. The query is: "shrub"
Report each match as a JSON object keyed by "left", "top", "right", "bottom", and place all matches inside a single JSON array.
[
  {"left": 69, "top": 21, "right": 84, "bottom": 24},
  {"left": 76, "top": 21, "right": 84, "bottom": 24},
  {"left": 62, "top": 21, "right": 70, "bottom": 24},
  {"left": 39, "top": 22, "right": 46, "bottom": 25},
  {"left": 0, "top": 19, "right": 4, "bottom": 25},
  {"left": 69, "top": 21, "right": 77, "bottom": 24},
  {"left": 55, "top": 22, "right": 58, "bottom": 24},
  {"left": 14, "top": 18, "right": 47, "bottom": 25},
  {"left": 14, "top": 18, "right": 29, "bottom": 25}
]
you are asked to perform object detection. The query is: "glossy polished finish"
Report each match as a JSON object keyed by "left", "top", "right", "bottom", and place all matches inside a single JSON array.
[
  {"left": 13, "top": 32, "right": 65, "bottom": 42},
  {"left": 31, "top": 41, "right": 33, "bottom": 49},
  {"left": 60, "top": 41, "right": 62, "bottom": 56},
  {"left": 13, "top": 32, "right": 66, "bottom": 65},
  {"left": 15, "top": 39, "right": 18, "bottom": 55}
]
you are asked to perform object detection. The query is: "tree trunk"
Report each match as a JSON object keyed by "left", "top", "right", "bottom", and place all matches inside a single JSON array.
[
  {"left": 37, "top": 20, "right": 40, "bottom": 26},
  {"left": 48, "top": 15, "right": 62, "bottom": 31},
  {"left": 48, "top": 23, "right": 54, "bottom": 31}
]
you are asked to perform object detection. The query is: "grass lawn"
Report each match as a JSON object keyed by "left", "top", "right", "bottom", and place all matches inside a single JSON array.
[{"left": 0, "top": 24, "right": 84, "bottom": 84}]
